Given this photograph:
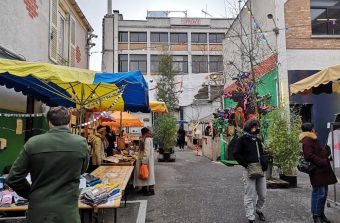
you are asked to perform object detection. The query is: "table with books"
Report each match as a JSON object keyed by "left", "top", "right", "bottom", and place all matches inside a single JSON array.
[{"left": 0, "top": 166, "right": 134, "bottom": 223}]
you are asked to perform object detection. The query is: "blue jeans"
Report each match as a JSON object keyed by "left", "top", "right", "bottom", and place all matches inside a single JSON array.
[{"left": 311, "top": 186, "right": 328, "bottom": 216}]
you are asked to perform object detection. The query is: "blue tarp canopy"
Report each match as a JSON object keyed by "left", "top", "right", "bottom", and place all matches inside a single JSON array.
[{"left": 0, "top": 59, "right": 149, "bottom": 112}]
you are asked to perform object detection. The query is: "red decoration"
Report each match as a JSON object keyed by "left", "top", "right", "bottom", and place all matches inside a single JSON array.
[
  {"left": 76, "top": 46, "right": 81, "bottom": 63},
  {"left": 24, "top": 0, "right": 38, "bottom": 19}
]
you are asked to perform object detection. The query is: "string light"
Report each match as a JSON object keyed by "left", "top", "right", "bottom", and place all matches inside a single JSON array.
[{"left": 0, "top": 113, "right": 47, "bottom": 118}]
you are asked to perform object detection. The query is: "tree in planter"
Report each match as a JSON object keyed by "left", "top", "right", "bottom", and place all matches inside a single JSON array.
[
  {"left": 153, "top": 54, "right": 179, "bottom": 160},
  {"left": 266, "top": 107, "right": 301, "bottom": 184}
]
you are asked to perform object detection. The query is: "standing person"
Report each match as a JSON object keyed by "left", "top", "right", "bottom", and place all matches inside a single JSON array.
[
  {"left": 300, "top": 123, "right": 337, "bottom": 223},
  {"left": 5, "top": 106, "right": 89, "bottom": 223},
  {"left": 134, "top": 127, "right": 155, "bottom": 196},
  {"left": 234, "top": 119, "right": 267, "bottom": 223},
  {"left": 205, "top": 125, "right": 212, "bottom": 136},
  {"left": 177, "top": 125, "right": 186, "bottom": 150},
  {"left": 88, "top": 125, "right": 108, "bottom": 172},
  {"left": 105, "top": 126, "right": 115, "bottom": 156}
]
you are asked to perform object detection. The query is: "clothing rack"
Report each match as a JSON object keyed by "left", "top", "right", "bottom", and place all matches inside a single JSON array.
[{"left": 327, "top": 121, "right": 340, "bottom": 207}]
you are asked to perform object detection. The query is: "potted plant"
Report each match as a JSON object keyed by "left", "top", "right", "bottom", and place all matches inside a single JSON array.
[
  {"left": 154, "top": 114, "right": 177, "bottom": 162},
  {"left": 153, "top": 53, "right": 179, "bottom": 162},
  {"left": 266, "top": 107, "right": 301, "bottom": 187}
]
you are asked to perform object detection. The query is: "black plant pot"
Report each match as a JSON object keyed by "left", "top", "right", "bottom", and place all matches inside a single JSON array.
[
  {"left": 158, "top": 148, "right": 176, "bottom": 162},
  {"left": 279, "top": 174, "right": 297, "bottom": 188}
]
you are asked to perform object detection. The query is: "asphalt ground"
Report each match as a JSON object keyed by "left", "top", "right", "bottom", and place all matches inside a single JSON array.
[{"left": 2, "top": 146, "right": 340, "bottom": 223}]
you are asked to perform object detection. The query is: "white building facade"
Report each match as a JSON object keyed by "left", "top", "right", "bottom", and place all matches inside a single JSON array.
[
  {"left": 102, "top": 10, "right": 232, "bottom": 127},
  {"left": 0, "top": 0, "right": 93, "bottom": 112}
]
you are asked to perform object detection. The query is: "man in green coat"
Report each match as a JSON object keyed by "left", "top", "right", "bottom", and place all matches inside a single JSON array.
[{"left": 6, "top": 106, "right": 89, "bottom": 223}]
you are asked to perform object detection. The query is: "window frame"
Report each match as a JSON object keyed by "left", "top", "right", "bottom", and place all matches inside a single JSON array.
[
  {"left": 209, "top": 33, "right": 225, "bottom": 43},
  {"left": 118, "top": 54, "right": 128, "bottom": 72},
  {"left": 172, "top": 55, "right": 188, "bottom": 74},
  {"left": 130, "top": 32, "right": 147, "bottom": 42},
  {"left": 191, "top": 33, "right": 207, "bottom": 43},
  {"left": 129, "top": 54, "right": 147, "bottom": 73},
  {"left": 118, "top": 32, "right": 128, "bottom": 42},
  {"left": 209, "top": 55, "right": 223, "bottom": 73},
  {"left": 192, "top": 55, "right": 208, "bottom": 73},
  {"left": 170, "top": 33, "right": 188, "bottom": 43},
  {"left": 311, "top": 0, "right": 340, "bottom": 35},
  {"left": 150, "top": 32, "right": 168, "bottom": 43}
]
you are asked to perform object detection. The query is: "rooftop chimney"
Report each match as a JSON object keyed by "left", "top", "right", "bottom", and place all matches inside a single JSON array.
[{"left": 107, "top": 0, "right": 112, "bottom": 15}]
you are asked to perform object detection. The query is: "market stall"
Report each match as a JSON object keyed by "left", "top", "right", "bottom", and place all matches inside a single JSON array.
[{"left": 0, "top": 166, "right": 133, "bottom": 223}]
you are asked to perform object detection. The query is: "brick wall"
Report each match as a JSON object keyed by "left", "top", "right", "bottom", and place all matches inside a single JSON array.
[{"left": 285, "top": 0, "right": 340, "bottom": 49}]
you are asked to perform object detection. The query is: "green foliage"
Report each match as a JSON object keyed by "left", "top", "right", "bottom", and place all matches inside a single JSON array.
[
  {"left": 156, "top": 54, "right": 178, "bottom": 112},
  {"left": 266, "top": 107, "right": 302, "bottom": 175},
  {"left": 153, "top": 114, "right": 177, "bottom": 152}
]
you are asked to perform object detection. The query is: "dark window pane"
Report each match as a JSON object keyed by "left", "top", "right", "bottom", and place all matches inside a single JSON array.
[
  {"left": 159, "top": 33, "right": 168, "bottom": 42},
  {"left": 151, "top": 55, "right": 160, "bottom": 73},
  {"left": 151, "top": 32, "right": 168, "bottom": 42},
  {"left": 130, "top": 32, "right": 147, "bottom": 42},
  {"left": 179, "top": 33, "right": 187, "bottom": 43},
  {"left": 327, "top": 8, "right": 340, "bottom": 34},
  {"left": 130, "top": 54, "right": 147, "bottom": 73},
  {"left": 311, "top": 8, "right": 328, "bottom": 34},
  {"left": 192, "top": 33, "right": 206, "bottom": 43},
  {"left": 310, "top": 1, "right": 340, "bottom": 35},
  {"left": 216, "top": 33, "right": 225, "bottom": 43},
  {"left": 209, "top": 33, "right": 225, "bottom": 43},
  {"left": 311, "top": 0, "right": 340, "bottom": 7},
  {"left": 118, "top": 54, "right": 128, "bottom": 72},
  {"left": 191, "top": 33, "right": 199, "bottom": 43},
  {"left": 119, "top": 32, "right": 128, "bottom": 42},
  {"left": 170, "top": 33, "right": 179, "bottom": 43},
  {"left": 139, "top": 33, "right": 147, "bottom": 42},
  {"left": 209, "top": 55, "right": 223, "bottom": 72},
  {"left": 150, "top": 33, "right": 159, "bottom": 42},
  {"left": 192, "top": 55, "right": 208, "bottom": 73},
  {"left": 172, "top": 55, "right": 188, "bottom": 74},
  {"left": 130, "top": 33, "right": 139, "bottom": 42},
  {"left": 130, "top": 61, "right": 139, "bottom": 70}
]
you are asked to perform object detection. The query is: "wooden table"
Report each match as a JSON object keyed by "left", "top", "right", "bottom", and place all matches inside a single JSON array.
[
  {"left": 0, "top": 166, "right": 134, "bottom": 223},
  {"left": 102, "top": 156, "right": 136, "bottom": 166}
]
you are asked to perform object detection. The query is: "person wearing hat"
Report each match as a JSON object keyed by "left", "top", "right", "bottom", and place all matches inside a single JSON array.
[
  {"left": 88, "top": 125, "right": 108, "bottom": 172},
  {"left": 134, "top": 127, "right": 155, "bottom": 196}
]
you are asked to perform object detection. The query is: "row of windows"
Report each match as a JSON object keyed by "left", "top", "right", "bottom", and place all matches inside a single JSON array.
[
  {"left": 118, "top": 32, "right": 225, "bottom": 43},
  {"left": 118, "top": 54, "right": 223, "bottom": 74},
  {"left": 311, "top": 0, "right": 340, "bottom": 35}
]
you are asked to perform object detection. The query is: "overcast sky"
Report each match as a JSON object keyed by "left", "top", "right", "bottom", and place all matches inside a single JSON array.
[{"left": 77, "top": 0, "right": 233, "bottom": 71}]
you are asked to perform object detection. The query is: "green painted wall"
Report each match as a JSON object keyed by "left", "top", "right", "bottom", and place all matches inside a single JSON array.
[
  {"left": 224, "top": 69, "right": 278, "bottom": 109},
  {"left": 0, "top": 109, "right": 48, "bottom": 174}
]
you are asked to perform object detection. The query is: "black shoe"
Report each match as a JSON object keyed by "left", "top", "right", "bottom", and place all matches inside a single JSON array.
[
  {"left": 313, "top": 216, "right": 323, "bottom": 223},
  {"left": 143, "top": 190, "right": 155, "bottom": 196},
  {"left": 137, "top": 187, "right": 147, "bottom": 194},
  {"left": 321, "top": 214, "right": 331, "bottom": 223},
  {"left": 256, "top": 211, "right": 265, "bottom": 221},
  {"left": 249, "top": 220, "right": 255, "bottom": 223}
]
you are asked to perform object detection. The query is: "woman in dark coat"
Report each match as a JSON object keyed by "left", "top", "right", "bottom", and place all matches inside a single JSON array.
[
  {"left": 234, "top": 119, "right": 267, "bottom": 223},
  {"left": 300, "top": 123, "right": 337, "bottom": 223}
]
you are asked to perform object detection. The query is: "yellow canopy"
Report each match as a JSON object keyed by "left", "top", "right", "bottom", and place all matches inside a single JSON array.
[
  {"left": 149, "top": 101, "right": 168, "bottom": 113},
  {"left": 290, "top": 65, "right": 340, "bottom": 95},
  {"left": 102, "top": 111, "right": 144, "bottom": 128},
  {"left": 0, "top": 59, "right": 124, "bottom": 110}
]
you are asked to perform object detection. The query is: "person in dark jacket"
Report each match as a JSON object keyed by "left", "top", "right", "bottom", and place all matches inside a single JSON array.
[
  {"left": 300, "top": 123, "right": 337, "bottom": 223},
  {"left": 6, "top": 106, "right": 89, "bottom": 223},
  {"left": 177, "top": 125, "right": 186, "bottom": 150},
  {"left": 105, "top": 126, "right": 116, "bottom": 156},
  {"left": 234, "top": 119, "right": 266, "bottom": 223}
]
